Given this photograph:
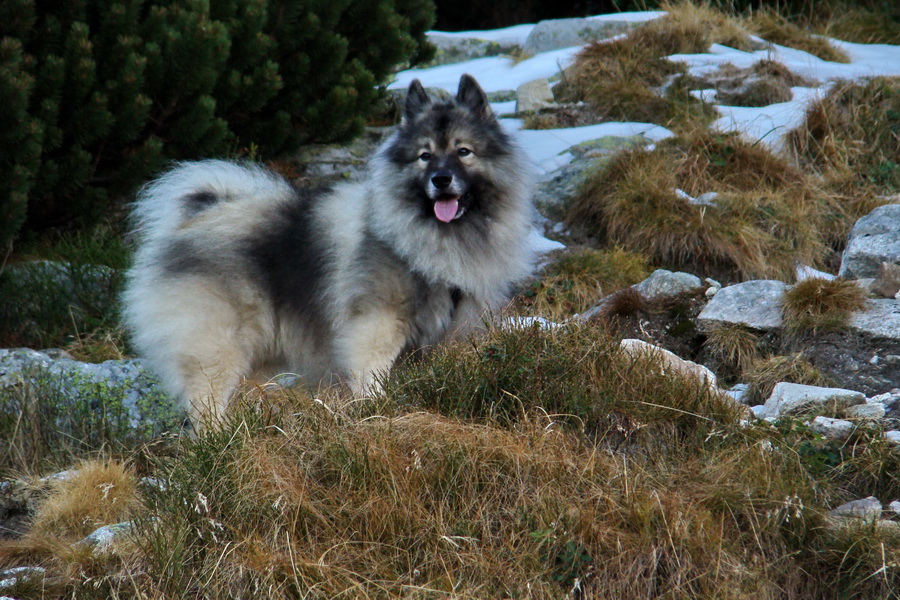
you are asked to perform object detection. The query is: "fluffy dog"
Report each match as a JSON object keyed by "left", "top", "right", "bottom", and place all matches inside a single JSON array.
[{"left": 123, "top": 74, "right": 534, "bottom": 427}]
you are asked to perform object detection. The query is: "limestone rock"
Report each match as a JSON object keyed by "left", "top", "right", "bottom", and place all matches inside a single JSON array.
[
  {"left": 845, "top": 402, "right": 886, "bottom": 420},
  {"left": 0, "top": 348, "right": 182, "bottom": 436},
  {"left": 523, "top": 18, "right": 640, "bottom": 54},
  {"left": 809, "top": 416, "right": 854, "bottom": 440},
  {"left": 763, "top": 382, "right": 865, "bottom": 419},
  {"left": 620, "top": 339, "right": 719, "bottom": 394},
  {"left": 839, "top": 204, "right": 900, "bottom": 279},
  {"left": 848, "top": 299, "right": 900, "bottom": 341},
  {"left": 632, "top": 269, "right": 703, "bottom": 301},
  {"left": 827, "top": 497, "right": 882, "bottom": 520},
  {"left": 697, "top": 280, "right": 787, "bottom": 332},
  {"left": 516, "top": 78, "right": 554, "bottom": 112}
]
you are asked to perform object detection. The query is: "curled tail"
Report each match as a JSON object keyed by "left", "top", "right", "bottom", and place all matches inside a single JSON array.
[{"left": 130, "top": 159, "right": 292, "bottom": 243}]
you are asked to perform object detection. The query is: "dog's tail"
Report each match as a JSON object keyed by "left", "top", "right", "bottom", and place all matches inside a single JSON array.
[{"left": 130, "top": 159, "right": 292, "bottom": 242}]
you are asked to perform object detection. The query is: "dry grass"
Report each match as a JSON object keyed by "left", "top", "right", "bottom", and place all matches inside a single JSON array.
[
  {"left": 782, "top": 277, "right": 869, "bottom": 336},
  {"left": 515, "top": 247, "right": 650, "bottom": 319},
  {"left": 559, "top": 0, "right": 753, "bottom": 131},
  {"left": 9, "top": 461, "right": 142, "bottom": 546},
  {"left": 745, "top": 353, "right": 834, "bottom": 405},
  {"left": 704, "top": 323, "right": 760, "bottom": 376},
  {"left": 746, "top": 8, "right": 850, "bottom": 63},
  {"left": 689, "top": 59, "right": 816, "bottom": 107},
  {"left": 787, "top": 77, "right": 900, "bottom": 195},
  {"left": 565, "top": 130, "right": 833, "bottom": 280},
  {"left": 3, "top": 324, "right": 900, "bottom": 598}
]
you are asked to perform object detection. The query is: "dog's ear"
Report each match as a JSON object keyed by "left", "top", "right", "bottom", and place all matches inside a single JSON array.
[
  {"left": 405, "top": 79, "right": 431, "bottom": 121},
  {"left": 456, "top": 74, "right": 492, "bottom": 120}
]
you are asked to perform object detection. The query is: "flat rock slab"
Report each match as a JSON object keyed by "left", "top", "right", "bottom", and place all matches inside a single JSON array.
[
  {"left": 633, "top": 269, "right": 703, "bottom": 301},
  {"left": 697, "top": 280, "right": 787, "bottom": 331},
  {"left": 839, "top": 204, "right": 900, "bottom": 279},
  {"left": 0, "top": 348, "right": 182, "bottom": 435},
  {"left": 849, "top": 299, "right": 900, "bottom": 341},
  {"left": 763, "top": 382, "right": 865, "bottom": 418},
  {"left": 523, "top": 18, "right": 640, "bottom": 54}
]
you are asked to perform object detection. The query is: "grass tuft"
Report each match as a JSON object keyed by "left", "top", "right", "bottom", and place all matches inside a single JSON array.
[
  {"left": 746, "top": 8, "right": 850, "bottom": 63},
  {"left": 566, "top": 130, "right": 831, "bottom": 280},
  {"left": 782, "top": 278, "right": 868, "bottom": 336},
  {"left": 704, "top": 323, "right": 760, "bottom": 377},
  {"left": 787, "top": 77, "right": 900, "bottom": 195},
  {"left": 516, "top": 248, "right": 650, "bottom": 319}
]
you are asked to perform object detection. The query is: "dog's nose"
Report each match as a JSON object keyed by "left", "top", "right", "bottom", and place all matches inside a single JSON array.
[{"left": 431, "top": 172, "right": 453, "bottom": 189}]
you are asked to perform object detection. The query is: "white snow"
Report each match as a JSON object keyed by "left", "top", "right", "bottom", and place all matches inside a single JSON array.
[{"left": 397, "top": 10, "right": 900, "bottom": 157}]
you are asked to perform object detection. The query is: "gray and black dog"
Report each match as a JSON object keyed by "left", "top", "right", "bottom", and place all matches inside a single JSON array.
[{"left": 123, "top": 74, "right": 535, "bottom": 428}]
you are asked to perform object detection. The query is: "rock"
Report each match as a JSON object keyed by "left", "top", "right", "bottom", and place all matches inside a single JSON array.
[
  {"left": 763, "top": 382, "right": 865, "bottom": 419},
  {"left": 845, "top": 402, "right": 886, "bottom": 420},
  {"left": 848, "top": 299, "right": 900, "bottom": 341},
  {"left": 839, "top": 204, "right": 900, "bottom": 279},
  {"left": 619, "top": 339, "right": 719, "bottom": 394},
  {"left": 632, "top": 269, "right": 703, "bottom": 301},
  {"left": 871, "top": 262, "right": 900, "bottom": 299},
  {"left": 886, "top": 430, "right": 900, "bottom": 445},
  {"left": 0, "top": 566, "right": 45, "bottom": 589},
  {"left": 292, "top": 128, "right": 391, "bottom": 184},
  {"left": 750, "top": 405, "right": 767, "bottom": 418},
  {"left": 724, "top": 383, "right": 750, "bottom": 404},
  {"left": 531, "top": 135, "right": 647, "bottom": 214},
  {"left": 78, "top": 521, "right": 135, "bottom": 554},
  {"left": 809, "top": 416, "right": 854, "bottom": 440},
  {"left": 890, "top": 500, "right": 900, "bottom": 514},
  {"left": 795, "top": 263, "right": 836, "bottom": 281},
  {"left": 827, "top": 497, "right": 882, "bottom": 520},
  {"left": 516, "top": 78, "right": 554, "bottom": 112},
  {"left": 697, "top": 280, "right": 787, "bottom": 332},
  {"left": 424, "top": 34, "right": 519, "bottom": 68},
  {"left": 522, "top": 17, "right": 640, "bottom": 54},
  {"left": 0, "top": 348, "right": 182, "bottom": 436}
]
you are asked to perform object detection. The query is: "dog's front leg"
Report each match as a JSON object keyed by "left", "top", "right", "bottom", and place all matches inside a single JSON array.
[{"left": 336, "top": 307, "right": 408, "bottom": 396}]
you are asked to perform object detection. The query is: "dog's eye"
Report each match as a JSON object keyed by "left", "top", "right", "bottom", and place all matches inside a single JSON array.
[
  {"left": 457, "top": 147, "right": 472, "bottom": 157},
  {"left": 418, "top": 152, "right": 431, "bottom": 162}
]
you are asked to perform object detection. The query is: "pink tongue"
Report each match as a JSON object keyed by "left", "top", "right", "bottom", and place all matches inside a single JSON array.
[{"left": 433, "top": 198, "right": 459, "bottom": 223}]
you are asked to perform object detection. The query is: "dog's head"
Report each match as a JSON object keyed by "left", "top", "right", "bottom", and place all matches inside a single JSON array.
[{"left": 382, "top": 74, "right": 516, "bottom": 225}]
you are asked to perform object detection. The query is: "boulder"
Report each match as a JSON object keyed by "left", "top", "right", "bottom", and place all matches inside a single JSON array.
[
  {"left": 522, "top": 18, "right": 640, "bottom": 54},
  {"left": 0, "top": 348, "right": 182, "bottom": 436},
  {"left": 696, "top": 280, "right": 787, "bottom": 332},
  {"left": 632, "top": 269, "right": 703, "bottom": 301},
  {"left": 516, "top": 78, "right": 554, "bottom": 112},
  {"left": 848, "top": 299, "right": 900, "bottom": 341},
  {"left": 763, "top": 382, "right": 865, "bottom": 419},
  {"left": 619, "top": 339, "right": 719, "bottom": 395},
  {"left": 827, "top": 497, "right": 882, "bottom": 520},
  {"left": 809, "top": 416, "right": 854, "bottom": 440},
  {"left": 839, "top": 204, "right": 900, "bottom": 279}
]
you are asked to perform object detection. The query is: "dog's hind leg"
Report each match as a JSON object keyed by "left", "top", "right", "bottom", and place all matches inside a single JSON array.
[{"left": 127, "top": 277, "right": 265, "bottom": 431}]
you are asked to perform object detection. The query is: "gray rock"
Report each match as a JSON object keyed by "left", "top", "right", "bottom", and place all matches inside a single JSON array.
[
  {"left": 523, "top": 18, "right": 640, "bottom": 54},
  {"left": 0, "top": 566, "right": 45, "bottom": 589},
  {"left": 886, "top": 430, "right": 900, "bottom": 445},
  {"left": 633, "top": 269, "right": 703, "bottom": 301},
  {"left": 0, "top": 348, "right": 182, "bottom": 436},
  {"left": 750, "top": 405, "right": 767, "bottom": 418},
  {"left": 79, "top": 521, "right": 134, "bottom": 554},
  {"left": 725, "top": 383, "right": 750, "bottom": 404},
  {"left": 890, "top": 500, "right": 900, "bottom": 514},
  {"left": 827, "top": 496, "right": 882, "bottom": 520},
  {"left": 293, "top": 128, "right": 392, "bottom": 184},
  {"left": 697, "top": 280, "right": 787, "bottom": 332},
  {"left": 423, "top": 34, "right": 519, "bottom": 68},
  {"left": 871, "top": 261, "right": 900, "bottom": 298},
  {"left": 532, "top": 135, "right": 646, "bottom": 215},
  {"left": 809, "top": 416, "right": 854, "bottom": 440},
  {"left": 848, "top": 299, "right": 900, "bottom": 341},
  {"left": 763, "top": 382, "right": 865, "bottom": 418},
  {"left": 516, "top": 78, "right": 554, "bottom": 112},
  {"left": 839, "top": 204, "right": 900, "bottom": 279},
  {"left": 619, "top": 339, "right": 720, "bottom": 395},
  {"left": 845, "top": 402, "right": 886, "bottom": 420}
]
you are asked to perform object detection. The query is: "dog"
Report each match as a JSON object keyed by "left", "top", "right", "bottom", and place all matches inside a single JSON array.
[{"left": 123, "top": 74, "right": 535, "bottom": 428}]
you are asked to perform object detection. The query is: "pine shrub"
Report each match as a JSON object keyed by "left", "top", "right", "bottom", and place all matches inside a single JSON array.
[{"left": 0, "top": 0, "right": 434, "bottom": 246}]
